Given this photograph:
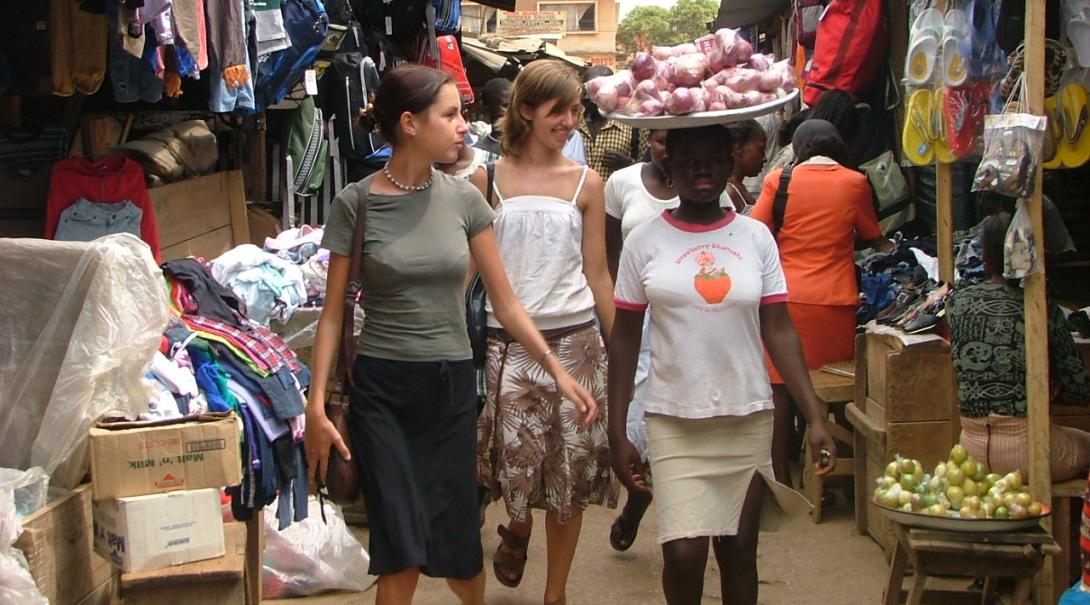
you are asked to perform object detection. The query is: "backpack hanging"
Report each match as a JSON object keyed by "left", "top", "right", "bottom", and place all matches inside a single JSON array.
[
  {"left": 254, "top": 0, "right": 330, "bottom": 110},
  {"left": 418, "top": 5, "right": 474, "bottom": 104},
  {"left": 284, "top": 96, "right": 329, "bottom": 197},
  {"left": 803, "top": 0, "right": 888, "bottom": 106},
  {"left": 322, "top": 51, "right": 382, "bottom": 160}
]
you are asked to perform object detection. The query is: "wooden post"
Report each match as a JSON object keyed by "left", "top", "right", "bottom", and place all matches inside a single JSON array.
[
  {"left": 1023, "top": 0, "right": 1052, "bottom": 601},
  {"left": 930, "top": 2, "right": 956, "bottom": 284}
]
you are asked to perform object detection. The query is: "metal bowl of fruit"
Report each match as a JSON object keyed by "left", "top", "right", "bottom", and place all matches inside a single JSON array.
[
  {"left": 873, "top": 501, "right": 1051, "bottom": 532},
  {"left": 871, "top": 446, "right": 1052, "bottom": 533}
]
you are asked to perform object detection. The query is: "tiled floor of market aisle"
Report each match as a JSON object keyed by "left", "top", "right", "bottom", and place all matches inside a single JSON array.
[{"left": 278, "top": 490, "right": 889, "bottom": 605}]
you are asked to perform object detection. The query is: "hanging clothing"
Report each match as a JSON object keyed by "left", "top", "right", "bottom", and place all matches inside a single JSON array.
[
  {"left": 50, "top": 0, "right": 108, "bottom": 96},
  {"left": 206, "top": 0, "right": 254, "bottom": 112},
  {"left": 45, "top": 155, "right": 160, "bottom": 259}
]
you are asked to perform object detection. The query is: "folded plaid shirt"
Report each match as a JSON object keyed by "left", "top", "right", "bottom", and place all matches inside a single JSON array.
[{"left": 183, "top": 315, "right": 302, "bottom": 376}]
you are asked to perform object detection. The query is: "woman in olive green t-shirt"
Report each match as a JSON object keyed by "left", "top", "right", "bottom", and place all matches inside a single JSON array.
[{"left": 305, "top": 65, "right": 598, "bottom": 605}]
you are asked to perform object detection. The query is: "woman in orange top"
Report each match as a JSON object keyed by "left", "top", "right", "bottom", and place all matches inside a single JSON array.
[{"left": 750, "top": 119, "right": 892, "bottom": 482}]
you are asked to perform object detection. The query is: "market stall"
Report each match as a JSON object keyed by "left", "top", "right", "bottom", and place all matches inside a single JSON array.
[{"left": 834, "top": 0, "right": 1090, "bottom": 601}]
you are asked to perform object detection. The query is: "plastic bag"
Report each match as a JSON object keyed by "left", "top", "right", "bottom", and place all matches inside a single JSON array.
[
  {"left": 1003, "top": 198, "right": 1043, "bottom": 280},
  {"left": 972, "top": 112, "right": 1046, "bottom": 197},
  {"left": 0, "top": 235, "right": 170, "bottom": 490},
  {"left": 0, "top": 468, "right": 49, "bottom": 605},
  {"left": 0, "top": 468, "right": 49, "bottom": 519},
  {"left": 973, "top": 75, "right": 1046, "bottom": 198},
  {"left": 263, "top": 497, "right": 376, "bottom": 598}
]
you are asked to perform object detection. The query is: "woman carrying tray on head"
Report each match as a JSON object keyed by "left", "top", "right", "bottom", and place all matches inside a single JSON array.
[
  {"left": 603, "top": 126, "right": 738, "bottom": 551},
  {"left": 304, "top": 65, "right": 597, "bottom": 605},
  {"left": 472, "top": 59, "right": 618, "bottom": 605},
  {"left": 609, "top": 123, "right": 838, "bottom": 605}
]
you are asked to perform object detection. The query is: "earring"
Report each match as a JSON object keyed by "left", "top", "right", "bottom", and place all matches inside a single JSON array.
[{"left": 666, "top": 179, "right": 674, "bottom": 188}]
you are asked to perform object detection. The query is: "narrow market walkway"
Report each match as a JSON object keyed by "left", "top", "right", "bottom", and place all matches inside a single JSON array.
[{"left": 284, "top": 492, "right": 889, "bottom": 604}]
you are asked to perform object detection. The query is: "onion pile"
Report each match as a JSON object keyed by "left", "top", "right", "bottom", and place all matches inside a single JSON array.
[{"left": 585, "top": 29, "right": 797, "bottom": 117}]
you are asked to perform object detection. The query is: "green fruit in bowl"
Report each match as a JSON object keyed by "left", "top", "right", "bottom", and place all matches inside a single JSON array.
[
  {"left": 972, "top": 464, "right": 989, "bottom": 482},
  {"left": 928, "top": 476, "right": 945, "bottom": 493},
  {"left": 946, "top": 485, "right": 965, "bottom": 507},
  {"left": 1027, "top": 502, "right": 1043, "bottom": 517},
  {"left": 946, "top": 466, "right": 965, "bottom": 486},
  {"left": 994, "top": 506, "right": 1009, "bottom": 519},
  {"left": 1004, "top": 471, "right": 1024, "bottom": 491},
  {"left": 876, "top": 476, "right": 896, "bottom": 489},
  {"left": 927, "top": 503, "right": 947, "bottom": 516},
  {"left": 960, "top": 458, "right": 979, "bottom": 480},
  {"left": 962, "top": 478, "right": 978, "bottom": 497},
  {"left": 901, "top": 459, "right": 916, "bottom": 476},
  {"left": 876, "top": 489, "right": 897, "bottom": 508},
  {"left": 898, "top": 489, "right": 914, "bottom": 506},
  {"left": 963, "top": 495, "right": 981, "bottom": 511},
  {"left": 1009, "top": 503, "right": 1028, "bottom": 519},
  {"left": 1013, "top": 492, "right": 1032, "bottom": 507},
  {"left": 934, "top": 462, "right": 948, "bottom": 478},
  {"left": 886, "top": 461, "right": 900, "bottom": 479},
  {"left": 900, "top": 475, "right": 919, "bottom": 491},
  {"left": 950, "top": 444, "right": 969, "bottom": 465}
]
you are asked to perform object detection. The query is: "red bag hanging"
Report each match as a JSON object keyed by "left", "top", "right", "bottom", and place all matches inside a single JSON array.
[
  {"left": 422, "top": 35, "right": 475, "bottom": 105},
  {"left": 802, "top": 0, "right": 888, "bottom": 105}
]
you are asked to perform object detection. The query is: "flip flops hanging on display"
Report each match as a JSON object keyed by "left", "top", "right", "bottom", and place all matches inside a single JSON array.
[{"left": 902, "top": 0, "right": 1004, "bottom": 166}]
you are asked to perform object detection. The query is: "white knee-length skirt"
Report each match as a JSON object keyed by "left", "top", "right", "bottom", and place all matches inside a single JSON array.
[{"left": 646, "top": 410, "right": 811, "bottom": 544}]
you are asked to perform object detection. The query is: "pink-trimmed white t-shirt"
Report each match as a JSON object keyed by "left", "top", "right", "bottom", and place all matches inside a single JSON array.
[{"left": 614, "top": 209, "right": 788, "bottom": 419}]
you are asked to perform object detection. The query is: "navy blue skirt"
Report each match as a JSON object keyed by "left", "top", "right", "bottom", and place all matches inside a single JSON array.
[{"left": 348, "top": 355, "right": 483, "bottom": 579}]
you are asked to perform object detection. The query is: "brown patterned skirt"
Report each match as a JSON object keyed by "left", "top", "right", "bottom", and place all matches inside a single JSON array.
[{"left": 476, "top": 322, "right": 618, "bottom": 523}]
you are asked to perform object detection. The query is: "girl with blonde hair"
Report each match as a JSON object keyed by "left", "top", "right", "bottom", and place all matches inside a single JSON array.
[{"left": 473, "top": 59, "right": 617, "bottom": 605}]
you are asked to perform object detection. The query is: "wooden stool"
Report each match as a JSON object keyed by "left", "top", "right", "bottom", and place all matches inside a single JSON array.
[
  {"left": 882, "top": 523, "right": 1060, "bottom": 605},
  {"left": 1052, "top": 476, "right": 1088, "bottom": 598},
  {"left": 121, "top": 522, "right": 252, "bottom": 605},
  {"left": 802, "top": 367, "right": 856, "bottom": 523}
]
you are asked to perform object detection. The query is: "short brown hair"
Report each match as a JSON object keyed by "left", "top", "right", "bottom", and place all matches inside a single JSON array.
[
  {"left": 371, "top": 65, "right": 453, "bottom": 145},
  {"left": 500, "top": 60, "right": 582, "bottom": 156}
]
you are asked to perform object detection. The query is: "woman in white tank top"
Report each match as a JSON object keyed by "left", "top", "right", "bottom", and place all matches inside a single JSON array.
[{"left": 471, "top": 60, "right": 616, "bottom": 605}]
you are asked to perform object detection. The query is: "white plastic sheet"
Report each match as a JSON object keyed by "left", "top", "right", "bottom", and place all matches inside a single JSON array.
[
  {"left": 262, "top": 497, "right": 376, "bottom": 598},
  {"left": 0, "top": 468, "right": 49, "bottom": 605},
  {"left": 0, "top": 234, "right": 170, "bottom": 489}
]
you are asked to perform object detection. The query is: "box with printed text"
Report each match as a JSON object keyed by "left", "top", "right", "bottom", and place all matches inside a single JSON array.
[
  {"left": 89, "top": 413, "right": 242, "bottom": 500},
  {"left": 92, "top": 488, "right": 225, "bottom": 572}
]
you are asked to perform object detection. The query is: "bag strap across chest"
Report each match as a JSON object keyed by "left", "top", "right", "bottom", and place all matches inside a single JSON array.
[{"left": 771, "top": 166, "right": 793, "bottom": 239}]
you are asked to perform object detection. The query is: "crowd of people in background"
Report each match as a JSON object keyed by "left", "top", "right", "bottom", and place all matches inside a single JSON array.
[{"left": 302, "top": 55, "right": 1089, "bottom": 605}]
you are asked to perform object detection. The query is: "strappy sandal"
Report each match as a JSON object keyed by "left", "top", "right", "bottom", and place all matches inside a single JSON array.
[
  {"left": 493, "top": 524, "right": 529, "bottom": 588},
  {"left": 609, "top": 506, "right": 642, "bottom": 552}
]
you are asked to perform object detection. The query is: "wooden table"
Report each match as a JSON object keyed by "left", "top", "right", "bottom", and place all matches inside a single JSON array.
[
  {"left": 803, "top": 366, "right": 856, "bottom": 522},
  {"left": 882, "top": 523, "right": 1060, "bottom": 605}
]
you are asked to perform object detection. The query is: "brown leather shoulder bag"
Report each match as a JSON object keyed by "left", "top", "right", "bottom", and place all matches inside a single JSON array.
[{"left": 322, "top": 183, "right": 367, "bottom": 505}]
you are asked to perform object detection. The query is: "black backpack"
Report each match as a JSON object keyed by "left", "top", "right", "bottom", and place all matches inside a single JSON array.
[
  {"left": 354, "top": 0, "right": 426, "bottom": 43},
  {"left": 321, "top": 51, "right": 383, "bottom": 160}
]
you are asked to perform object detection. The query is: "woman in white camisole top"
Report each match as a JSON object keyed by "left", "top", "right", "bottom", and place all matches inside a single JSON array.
[{"left": 470, "top": 60, "right": 617, "bottom": 605}]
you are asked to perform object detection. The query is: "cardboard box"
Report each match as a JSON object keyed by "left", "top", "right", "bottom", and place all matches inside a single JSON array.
[
  {"left": 89, "top": 413, "right": 241, "bottom": 500},
  {"left": 93, "top": 489, "right": 225, "bottom": 572},
  {"left": 14, "top": 484, "right": 117, "bottom": 605}
]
